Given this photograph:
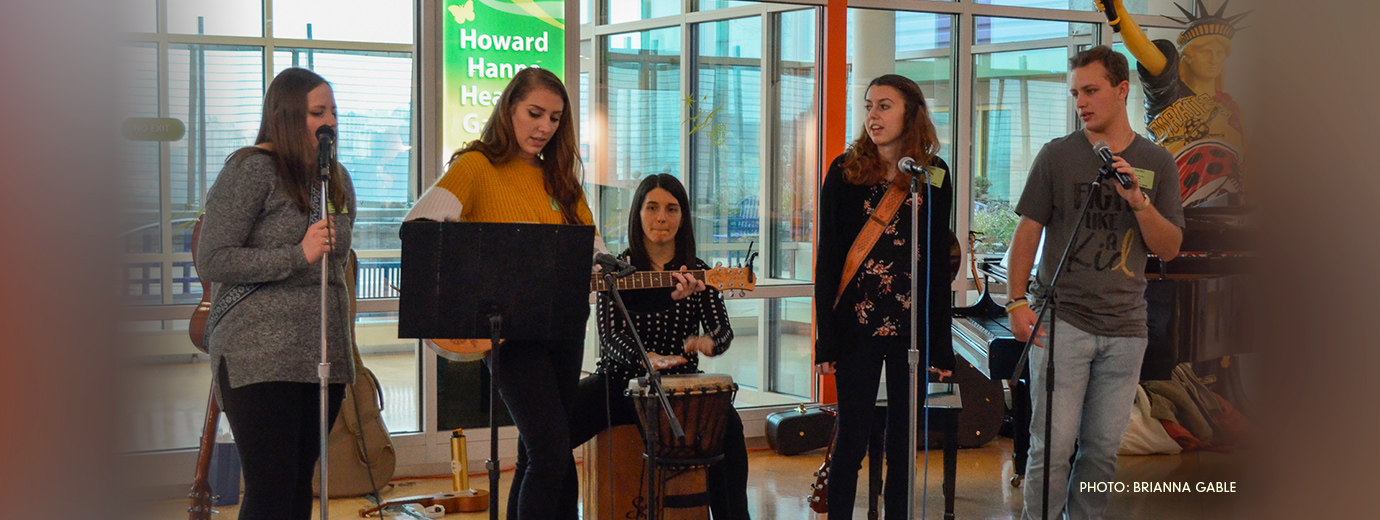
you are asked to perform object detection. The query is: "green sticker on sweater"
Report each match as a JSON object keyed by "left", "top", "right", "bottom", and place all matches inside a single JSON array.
[
  {"left": 926, "top": 166, "right": 947, "bottom": 188},
  {"left": 550, "top": 197, "right": 560, "bottom": 212},
  {"left": 1133, "top": 168, "right": 1155, "bottom": 190}
]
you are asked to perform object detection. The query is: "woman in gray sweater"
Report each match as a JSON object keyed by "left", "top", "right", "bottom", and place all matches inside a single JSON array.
[{"left": 196, "top": 67, "right": 356, "bottom": 520}]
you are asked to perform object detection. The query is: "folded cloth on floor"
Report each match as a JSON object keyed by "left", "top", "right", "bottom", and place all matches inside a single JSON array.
[
  {"left": 1119, "top": 385, "right": 1183, "bottom": 455},
  {"left": 1143, "top": 380, "right": 1215, "bottom": 444},
  {"left": 1173, "top": 362, "right": 1223, "bottom": 427}
]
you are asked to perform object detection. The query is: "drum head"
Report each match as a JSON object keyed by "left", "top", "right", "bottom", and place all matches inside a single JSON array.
[{"left": 627, "top": 373, "right": 734, "bottom": 395}]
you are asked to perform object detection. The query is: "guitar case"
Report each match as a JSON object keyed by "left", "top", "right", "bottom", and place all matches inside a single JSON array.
[{"left": 766, "top": 405, "right": 836, "bottom": 456}]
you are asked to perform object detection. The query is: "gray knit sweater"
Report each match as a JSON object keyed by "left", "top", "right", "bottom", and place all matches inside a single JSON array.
[{"left": 197, "top": 149, "right": 356, "bottom": 389}]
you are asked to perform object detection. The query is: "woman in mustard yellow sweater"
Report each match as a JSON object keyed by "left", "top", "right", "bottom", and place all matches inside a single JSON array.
[{"left": 405, "top": 67, "right": 599, "bottom": 520}]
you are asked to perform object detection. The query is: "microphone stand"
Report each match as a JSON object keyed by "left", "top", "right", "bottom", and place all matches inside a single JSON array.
[
  {"left": 599, "top": 264, "right": 684, "bottom": 520},
  {"left": 906, "top": 165, "right": 937, "bottom": 519},
  {"left": 1009, "top": 166, "right": 1117, "bottom": 520},
  {"left": 316, "top": 135, "right": 334, "bottom": 520}
]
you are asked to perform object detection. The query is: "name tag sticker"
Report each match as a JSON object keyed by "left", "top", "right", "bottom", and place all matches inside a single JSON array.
[
  {"left": 926, "top": 166, "right": 947, "bottom": 188},
  {"left": 327, "top": 200, "right": 339, "bottom": 214},
  {"left": 550, "top": 197, "right": 561, "bottom": 212},
  {"left": 1132, "top": 168, "right": 1155, "bottom": 190}
]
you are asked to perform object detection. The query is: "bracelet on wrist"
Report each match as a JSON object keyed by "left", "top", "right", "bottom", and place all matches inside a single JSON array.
[{"left": 1005, "top": 298, "right": 1029, "bottom": 312}]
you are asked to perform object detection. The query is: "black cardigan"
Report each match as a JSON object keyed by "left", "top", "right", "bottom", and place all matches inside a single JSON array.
[{"left": 813, "top": 154, "right": 955, "bottom": 370}]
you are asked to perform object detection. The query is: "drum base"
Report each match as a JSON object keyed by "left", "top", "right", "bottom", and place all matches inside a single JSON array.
[{"left": 582, "top": 425, "right": 709, "bottom": 520}]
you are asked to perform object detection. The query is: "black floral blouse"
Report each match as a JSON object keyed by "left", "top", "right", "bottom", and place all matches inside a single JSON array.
[{"left": 813, "top": 154, "right": 955, "bottom": 370}]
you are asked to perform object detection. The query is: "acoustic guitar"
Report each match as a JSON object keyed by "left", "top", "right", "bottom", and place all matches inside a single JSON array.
[
  {"left": 426, "top": 265, "right": 756, "bottom": 361},
  {"left": 187, "top": 218, "right": 219, "bottom": 520}
]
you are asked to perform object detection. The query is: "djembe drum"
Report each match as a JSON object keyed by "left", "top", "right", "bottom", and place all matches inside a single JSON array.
[{"left": 624, "top": 373, "right": 737, "bottom": 519}]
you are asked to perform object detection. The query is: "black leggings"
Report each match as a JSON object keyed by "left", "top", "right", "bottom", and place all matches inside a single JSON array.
[
  {"left": 217, "top": 361, "right": 345, "bottom": 520},
  {"left": 492, "top": 338, "right": 585, "bottom": 520},
  {"left": 827, "top": 336, "right": 912, "bottom": 520}
]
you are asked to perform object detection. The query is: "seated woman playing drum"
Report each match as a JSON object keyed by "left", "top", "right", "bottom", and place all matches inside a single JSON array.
[{"left": 569, "top": 173, "right": 750, "bottom": 519}]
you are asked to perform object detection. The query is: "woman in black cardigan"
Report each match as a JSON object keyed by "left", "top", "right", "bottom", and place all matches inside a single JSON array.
[{"left": 814, "top": 74, "right": 955, "bottom": 520}]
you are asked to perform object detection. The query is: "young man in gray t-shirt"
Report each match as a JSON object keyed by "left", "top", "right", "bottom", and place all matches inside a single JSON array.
[{"left": 1007, "top": 46, "right": 1185, "bottom": 519}]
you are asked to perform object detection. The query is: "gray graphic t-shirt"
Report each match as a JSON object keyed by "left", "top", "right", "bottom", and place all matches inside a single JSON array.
[{"left": 1015, "top": 131, "right": 1185, "bottom": 337}]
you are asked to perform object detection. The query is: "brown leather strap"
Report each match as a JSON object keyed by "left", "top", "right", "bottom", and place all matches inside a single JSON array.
[{"left": 834, "top": 172, "right": 917, "bottom": 308}]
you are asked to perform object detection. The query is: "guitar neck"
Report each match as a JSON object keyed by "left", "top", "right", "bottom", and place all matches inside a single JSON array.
[{"left": 590, "top": 270, "right": 706, "bottom": 292}]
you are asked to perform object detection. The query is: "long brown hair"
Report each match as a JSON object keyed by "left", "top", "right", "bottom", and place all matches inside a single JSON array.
[
  {"left": 229, "top": 67, "right": 347, "bottom": 214},
  {"left": 625, "top": 174, "right": 696, "bottom": 270},
  {"left": 450, "top": 67, "right": 586, "bottom": 225},
  {"left": 840, "top": 74, "right": 939, "bottom": 185}
]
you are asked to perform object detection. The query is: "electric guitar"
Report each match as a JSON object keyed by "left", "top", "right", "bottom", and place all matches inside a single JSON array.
[{"left": 426, "top": 265, "right": 756, "bottom": 361}]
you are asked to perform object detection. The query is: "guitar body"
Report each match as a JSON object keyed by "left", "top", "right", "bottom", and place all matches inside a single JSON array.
[{"left": 426, "top": 339, "right": 493, "bottom": 363}]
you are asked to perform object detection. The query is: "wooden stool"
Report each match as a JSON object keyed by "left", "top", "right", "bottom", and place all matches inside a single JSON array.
[{"left": 582, "top": 425, "right": 710, "bottom": 520}]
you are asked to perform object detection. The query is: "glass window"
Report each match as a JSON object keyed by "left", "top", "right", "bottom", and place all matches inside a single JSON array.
[
  {"left": 697, "top": 0, "right": 757, "bottom": 11},
  {"left": 771, "top": 9, "right": 816, "bottom": 281},
  {"left": 120, "top": 0, "right": 157, "bottom": 34},
  {"left": 120, "top": 44, "right": 161, "bottom": 257},
  {"left": 606, "top": 0, "right": 681, "bottom": 24},
  {"left": 767, "top": 297, "right": 814, "bottom": 399},
  {"left": 974, "top": 0, "right": 1193, "bottom": 17},
  {"left": 273, "top": 0, "right": 414, "bottom": 44},
  {"left": 970, "top": 19, "right": 1096, "bottom": 255},
  {"left": 846, "top": 10, "right": 956, "bottom": 169},
  {"left": 692, "top": 16, "right": 762, "bottom": 269},
  {"left": 167, "top": 45, "right": 264, "bottom": 258},
  {"left": 273, "top": 49, "right": 415, "bottom": 255},
  {"left": 354, "top": 312, "right": 421, "bottom": 433},
  {"left": 166, "top": 0, "right": 262, "bottom": 37},
  {"left": 601, "top": 26, "right": 682, "bottom": 255}
]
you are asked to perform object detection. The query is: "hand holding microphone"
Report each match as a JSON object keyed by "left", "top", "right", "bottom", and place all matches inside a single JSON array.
[{"left": 1092, "top": 141, "right": 1137, "bottom": 190}]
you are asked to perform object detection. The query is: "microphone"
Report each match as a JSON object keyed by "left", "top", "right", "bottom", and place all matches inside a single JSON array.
[
  {"left": 315, "top": 125, "right": 335, "bottom": 176},
  {"left": 898, "top": 157, "right": 928, "bottom": 176},
  {"left": 1092, "top": 141, "right": 1136, "bottom": 190},
  {"left": 594, "top": 252, "right": 636, "bottom": 279}
]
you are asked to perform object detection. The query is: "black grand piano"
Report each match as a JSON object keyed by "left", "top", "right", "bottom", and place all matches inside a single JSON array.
[{"left": 951, "top": 206, "right": 1252, "bottom": 485}]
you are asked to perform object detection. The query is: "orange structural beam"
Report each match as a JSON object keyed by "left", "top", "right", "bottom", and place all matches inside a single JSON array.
[{"left": 814, "top": 0, "right": 848, "bottom": 405}]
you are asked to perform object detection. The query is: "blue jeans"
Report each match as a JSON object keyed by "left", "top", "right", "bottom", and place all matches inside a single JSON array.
[{"left": 1022, "top": 317, "right": 1146, "bottom": 520}]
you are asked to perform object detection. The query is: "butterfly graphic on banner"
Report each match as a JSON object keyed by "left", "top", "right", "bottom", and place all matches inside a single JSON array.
[{"left": 449, "top": 0, "right": 475, "bottom": 25}]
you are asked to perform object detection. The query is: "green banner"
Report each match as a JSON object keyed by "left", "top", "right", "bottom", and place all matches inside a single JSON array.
[{"left": 442, "top": 0, "right": 565, "bottom": 159}]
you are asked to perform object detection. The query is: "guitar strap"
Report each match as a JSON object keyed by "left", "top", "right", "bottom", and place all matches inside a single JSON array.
[{"left": 834, "top": 172, "right": 915, "bottom": 309}]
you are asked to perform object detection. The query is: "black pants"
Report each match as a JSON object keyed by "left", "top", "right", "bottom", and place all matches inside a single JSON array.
[
  {"left": 828, "top": 336, "right": 912, "bottom": 520},
  {"left": 492, "top": 338, "right": 584, "bottom": 520},
  {"left": 555, "top": 373, "right": 751, "bottom": 520},
  {"left": 218, "top": 361, "right": 345, "bottom": 520}
]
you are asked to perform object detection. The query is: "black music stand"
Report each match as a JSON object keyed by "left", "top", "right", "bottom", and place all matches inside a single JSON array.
[{"left": 398, "top": 221, "right": 594, "bottom": 519}]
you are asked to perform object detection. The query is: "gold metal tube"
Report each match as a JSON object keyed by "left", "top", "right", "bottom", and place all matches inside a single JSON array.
[{"left": 450, "top": 428, "right": 470, "bottom": 491}]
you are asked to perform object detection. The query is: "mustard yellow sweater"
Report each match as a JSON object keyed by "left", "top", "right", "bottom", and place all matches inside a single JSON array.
[{"left": 407, "top": 151, "right": 596, "bottom": 228}]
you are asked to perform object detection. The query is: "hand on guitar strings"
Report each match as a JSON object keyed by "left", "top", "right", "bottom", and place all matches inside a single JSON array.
[{"left": 669, "top": 266, "right": 706, "bottom": 301}]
